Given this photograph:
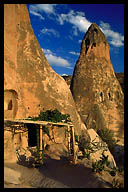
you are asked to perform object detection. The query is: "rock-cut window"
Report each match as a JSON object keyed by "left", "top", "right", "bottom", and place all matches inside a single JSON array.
[
  {"left": 8, "top": 100, "right": 13, "bottom": 110},
  {"left": 94, "top": 28, "right": 98, "bottom": 33},
  {"left": 91, "top": 43, "right": 96, "bottom": 49},
  {"left": 108, "top": 92, "right": 111, "bottom": 99},
  {"left": 85, "top": 38, "right": 90, "bottom": 53}
]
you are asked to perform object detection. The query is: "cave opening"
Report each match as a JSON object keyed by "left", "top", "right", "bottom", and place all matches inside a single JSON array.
[
  {"left": 4, "top": 89, "right": 18, "bottom": 119},
  {"left": 27, "top": 124, "right": 38, "bottom": 147}
]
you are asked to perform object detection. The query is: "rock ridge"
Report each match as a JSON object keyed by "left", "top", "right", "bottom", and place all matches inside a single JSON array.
[{"left": 4, "top": 4, "right": 90, "bottom": 139}]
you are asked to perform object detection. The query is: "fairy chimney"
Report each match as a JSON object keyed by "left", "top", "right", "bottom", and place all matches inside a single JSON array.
[{"left": 70, "top": 23, "right": 124, "bottom": 144}]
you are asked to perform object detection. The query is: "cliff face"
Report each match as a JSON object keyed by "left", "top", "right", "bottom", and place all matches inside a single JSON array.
[
  {"left": 4, "top": 4, "right": 90, "bottom": 139},
  {"left": 70, "top": 23, "right": 124, "bottom": 144},
  {"left": 62, "top": 73, "right": 124, "bottom": 93},
  {"left": 62, "top": 75, "right": 72, "bottom": 87},
  {"left": 115, "top": 72, "right": 124, "bottom": 92}
]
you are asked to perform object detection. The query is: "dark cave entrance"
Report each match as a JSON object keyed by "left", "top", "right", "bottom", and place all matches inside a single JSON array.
[
  {"left": 8, "top": 100, "right": 13, "bottom": 110},
  {"left": 27, "top": 124, "right": 39, "bottom": 147}
]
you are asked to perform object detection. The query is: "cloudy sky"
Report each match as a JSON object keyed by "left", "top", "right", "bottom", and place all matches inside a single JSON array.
[{"left": 27, "top": 4, "right": 124, "bottom": 75}]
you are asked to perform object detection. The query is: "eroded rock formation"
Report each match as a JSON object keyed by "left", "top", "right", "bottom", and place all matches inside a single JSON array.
[
  {"left": 4, "top": 4, "right": 90, "bottom": 140},
  {"left": 62, "top": 72, "right": 124, "bottom": 93},
  {"left": 62, "top": 75, "right": 72, "bottom": 87},
  {"left": 115, "top": 72, "right": 124, "bottom": 92},
  {"left": 70, "top": 23, "right": 124, "bottom": 145}
]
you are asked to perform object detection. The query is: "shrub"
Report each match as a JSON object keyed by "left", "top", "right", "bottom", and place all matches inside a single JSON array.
[
  {"left": 92, "top": 160, "right": 105, "bottom": 173},
  {"left": 74, "top": 134, "right": 79, "bottom": 143},
  {"left": 109, "top": 167, "right": 117, "bottom": 177},
  {"left": 92, "top": 152, "right": 110, "bottom": 173},
  {"left": 97, "top": 128, "right": 117, "bottom": 152},
  {"left": 26, "top": 109, "right": 71, "bottom": 123},
  {"left": 78, "top": 135, "right": 94, "bottom": 159},
  {"left": 118, "top": 166, "right": 124, "bottom": 173},
  {"left": 82, "top": 151, "right": 90, "bottom": 159},
  {"left": 43, "top": 126, "right": 49, "bottom": 136},
  {"left": 112, "top": 178, "right": 124, "bottom": 188}
]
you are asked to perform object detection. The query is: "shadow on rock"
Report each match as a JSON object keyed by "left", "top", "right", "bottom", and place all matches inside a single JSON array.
[
  {"left": 38, "top": 155, "right": 112, "bottom": 188},
  {"left": 111, "top": 144, "right": 124, "bottom": 168}
]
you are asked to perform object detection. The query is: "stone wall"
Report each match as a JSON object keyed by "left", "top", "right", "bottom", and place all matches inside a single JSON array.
[{"left": 4, "top": 128, "right": 28, "bottom": 162}]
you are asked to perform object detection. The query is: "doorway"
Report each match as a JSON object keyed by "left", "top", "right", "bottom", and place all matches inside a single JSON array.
[{"left": 27, "top": 124, "right": 38, "bottom": 147}]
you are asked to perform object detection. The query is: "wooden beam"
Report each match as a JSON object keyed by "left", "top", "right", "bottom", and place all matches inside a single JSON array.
[
  {"left": 71, "top": 126, "right": 77, "bottom": 164},
  {"left": 40, "top": 125, "right": 43, "bottom": 164},
  {"left": 67, "top": 125, "right": 70, "bottom": 153},
  {"left": 4, "top": 119, "right": 73, "bottom": 127}
]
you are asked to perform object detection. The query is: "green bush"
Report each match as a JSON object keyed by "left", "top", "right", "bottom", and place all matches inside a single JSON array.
[
  {"left": 43, "top": 126, "right": 49, "bottom": 136},
  {"left": 112, "top": 178, "right": 124, "bottom": 188},
  {"left": 74, "top": 134, "right": 79, "bottom": 143},
  {"left": 78, "top": 136, "right": 94, "bottom": 159},
  {"left": 109, "top": 167, "right": 117, "bottom": 177},
  {"left": 92, "top": 161, "right": 105, "bottom": 173},
  {"left": 26, "top": 109, "right": 71, "bottom": 123},
  {"left": 82, "top": 151, "right": 90, "bottom": 159},
  {"left": 92, "top": 152, "right": 110, "bottom": 173},
  {"left": 118, "top": 166, "right": 124, "bottom": 173},
  {"left": 97, "top": 128, "right": 117, "bottom": 152}
]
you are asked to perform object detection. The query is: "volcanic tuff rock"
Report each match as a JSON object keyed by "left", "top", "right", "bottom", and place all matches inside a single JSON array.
[
  {"left": 4, "top": 4, "right": 90, "bottom": 139},
  {"left": 62, "top": 75, "right": 72, "bottom": 87},
  {"left": 115, "top": 72, "right": 124, "bottom": 92},
  {"left": 62, "top": 72, "right": 124, "bottom": 93},
  {"left": 70, "top": 23, "right": 124, "bottom": 145}
]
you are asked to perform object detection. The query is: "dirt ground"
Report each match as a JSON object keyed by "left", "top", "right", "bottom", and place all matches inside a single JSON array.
[{"left": 4, "top": 153, "right": 124, "bottom": 188}]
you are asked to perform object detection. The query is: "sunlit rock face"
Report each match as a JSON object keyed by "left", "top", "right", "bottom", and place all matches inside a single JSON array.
[
  {"left": 4, "top": 4, "right": 90, "bottom": 139},
  {"left": 70, "top": 23, "right": 124, "bottom": 144}
]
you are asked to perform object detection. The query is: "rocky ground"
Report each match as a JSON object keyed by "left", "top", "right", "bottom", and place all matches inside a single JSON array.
[{"left": 4, "top": 150, "right": 124, "bottom": 188}]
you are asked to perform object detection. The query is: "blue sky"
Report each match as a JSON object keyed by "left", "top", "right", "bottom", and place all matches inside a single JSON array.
[{"left": 27, "top": 4, "right": 124, "bottom": 75}]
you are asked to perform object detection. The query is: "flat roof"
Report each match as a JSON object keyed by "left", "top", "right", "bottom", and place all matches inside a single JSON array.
[{"left": 4, "top": 119, "right": 73, "bottom": 127}]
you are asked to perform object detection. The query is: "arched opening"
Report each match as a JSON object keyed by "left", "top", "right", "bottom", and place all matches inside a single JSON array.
[
  {"left": 85, "top": 38, "right": 90, "bottom": 53},
  {"left": 94, "top": 28, "right": 98, "bottom": 33},
  {"left": 99, "top": 92, "right": 104, "bottom": 102},
  {"left": 91, "top": 42, "right": 96, "bottom": 49},
  {"left": 108, "top": 92, "right": 111, "bottom": 99},
  {"left": 8, "top": 100, "right": 13, "bottom": 110},
  {"left": 4, "top": 90, "right": 18, "bottom": 119}
]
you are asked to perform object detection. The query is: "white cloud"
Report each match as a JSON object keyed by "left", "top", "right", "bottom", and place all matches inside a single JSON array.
[
  {"left": 46, "top": 54, "right": 72, "bottom": 68},
  {"left": 57, "top": 10, "right": 124, "bottom": 47},
  {"left": 61, "top": 74, "right": 68, "bottom": 76},
  {"left": 73, "top": 26, "right": 78, "bottom": 36},
  {"left": 29, "top": 5, "right": 124, "bottom": 48},
  {"left": 110, "top": 40, "right": 123, "bottom": 47},
  {"left": 42, "top": 48, "right": 53, "bottom": 55},
  {"left": 40, "top": 28, "right": 60, "bottom": 37},
  {"left": 100, "top": 21, "right": 124, "bottom": 47},
  {"left": 29, "top": 10, "right": 44, "bottom": 20},
  {"left": 42, "top": 48, "right": 72, "bottom": 69},
  {"left": 100, "top": 21, "right": 111, "bottom": 30},
  {"left": 29, "top": 4, "right": 56, "bottom": 15},
  {"left": 69, "top": 51, "right": 79, "bottom": 56},
  {"left": 57, "top": 10, "right": 92, "bottom": 35}
]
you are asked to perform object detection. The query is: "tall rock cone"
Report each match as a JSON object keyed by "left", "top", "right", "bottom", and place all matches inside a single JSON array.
[
  {"left": 70, "top": 23, "right": 124, "bottom": 146},
  {"left": 4, "top": 4, "right": 90, "bottom": 140}
]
